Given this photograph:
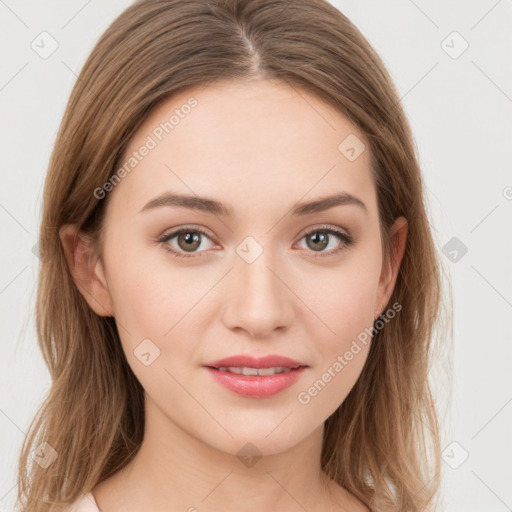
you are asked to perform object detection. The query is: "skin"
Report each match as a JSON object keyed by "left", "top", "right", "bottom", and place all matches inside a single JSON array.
[{"left": 60, "top": 78, "right": 407, "bottom": 511}]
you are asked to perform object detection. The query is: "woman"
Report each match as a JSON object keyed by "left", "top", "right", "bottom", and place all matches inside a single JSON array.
[{"left": 16, "top": 0, "right": 450, "bottom": 510}]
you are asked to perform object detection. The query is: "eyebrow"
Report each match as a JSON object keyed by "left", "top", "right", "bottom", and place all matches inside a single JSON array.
[{"left": 139, "top": 191, "right": 367, "bottom": 217}]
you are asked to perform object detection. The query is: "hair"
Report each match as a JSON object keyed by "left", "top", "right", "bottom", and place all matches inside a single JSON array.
[{"left": 15, "top": 0, "right": 452, "bottom": 510}]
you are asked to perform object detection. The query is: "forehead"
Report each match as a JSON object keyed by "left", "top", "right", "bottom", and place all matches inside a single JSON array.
[{"left": 107, "top": 78, "right": 377, "bottom": 222}]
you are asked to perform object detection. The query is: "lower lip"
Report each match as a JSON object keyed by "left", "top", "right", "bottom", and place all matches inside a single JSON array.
[{"left": 205, "top": 367, "right": 307, "bottom": 398}]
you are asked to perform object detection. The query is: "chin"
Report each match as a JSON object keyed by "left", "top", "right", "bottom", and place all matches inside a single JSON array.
[{"left": 199, "top": 425, "right": 313, "bottom": 460}]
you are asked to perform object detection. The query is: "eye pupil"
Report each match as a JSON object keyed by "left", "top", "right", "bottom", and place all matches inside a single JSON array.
[
  {"left": 178, "top": 231, "right": 201, "bottom": 252},
  {"left": 306, "top": 231, "right": 329, "bottom": 251}
]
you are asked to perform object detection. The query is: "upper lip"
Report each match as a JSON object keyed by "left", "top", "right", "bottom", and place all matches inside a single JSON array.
[{"left": 204, "top": 354, "right": 307, "bottom": 369}]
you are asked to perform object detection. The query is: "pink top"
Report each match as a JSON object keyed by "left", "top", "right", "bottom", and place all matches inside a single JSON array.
[{"left": 65, "top": 492, "right": 100, "bottom": 511}]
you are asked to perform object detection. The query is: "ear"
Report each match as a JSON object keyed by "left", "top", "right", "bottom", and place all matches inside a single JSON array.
[
  {"left": 59, "top": 224, "right": 114, "bottom": 317},
  {"left": 374, "top": 216, "right": 408, "bottom": 320}
]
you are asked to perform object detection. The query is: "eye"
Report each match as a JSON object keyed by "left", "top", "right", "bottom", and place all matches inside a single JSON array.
[
  {"left": 296, "top": 225, "right": 354, "bottom": 257},
  {"left": 157, "top": 227, "right": 216, "bottom": 259},
  {"left": 157, "top": 224, "right": 354, "bottom": 260}
]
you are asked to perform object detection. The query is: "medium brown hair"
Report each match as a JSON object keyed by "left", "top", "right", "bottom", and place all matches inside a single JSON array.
[{"left": 16, "top": 1, "right": 452, "bottom": 510}]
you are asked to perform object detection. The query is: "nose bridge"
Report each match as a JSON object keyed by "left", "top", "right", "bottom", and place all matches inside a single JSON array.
[{"left": 223, "top": 237, "right": 293, "bottom": 336}]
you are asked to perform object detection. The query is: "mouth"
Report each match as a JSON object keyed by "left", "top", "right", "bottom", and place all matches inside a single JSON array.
[
  {"left": 203, "top": 354, "right": 308, "bottom": 398},
  {"left": 204, "top": 354, "right": 307, "bottom": 370},
  {"left": 213, "top": 365, "right": 301, "bottom": 376}
]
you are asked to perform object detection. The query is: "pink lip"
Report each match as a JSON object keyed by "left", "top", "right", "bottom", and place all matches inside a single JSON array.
[{"left": 203, "top": 354, "right": 308, "bottom": 398}]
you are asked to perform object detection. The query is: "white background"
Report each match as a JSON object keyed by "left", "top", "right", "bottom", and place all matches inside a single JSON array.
[{"left": 1, "top": 1, "right": 511, "bottom": 511}]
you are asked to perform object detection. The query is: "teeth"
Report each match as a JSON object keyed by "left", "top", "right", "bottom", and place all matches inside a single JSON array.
[{"left": 217, "top": 366, "right": 292, "bottom": 376}]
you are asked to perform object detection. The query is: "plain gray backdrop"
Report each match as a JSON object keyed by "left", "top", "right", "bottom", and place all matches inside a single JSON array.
[{"left": 1, "top": 1, "right": 511, "bottom": 511}]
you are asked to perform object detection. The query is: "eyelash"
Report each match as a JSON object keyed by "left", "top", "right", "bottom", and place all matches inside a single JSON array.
[{"left": 156, "top": 225, "right": 354, "bottom": 260}]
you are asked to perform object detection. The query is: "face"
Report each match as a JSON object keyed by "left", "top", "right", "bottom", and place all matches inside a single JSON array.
[{"left": 65, "top": 78, "right": 406, "bottom": 457}]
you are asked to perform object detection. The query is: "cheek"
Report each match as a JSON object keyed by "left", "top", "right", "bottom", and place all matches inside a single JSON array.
[
  {"left": 104, "top": 254, "right": 206, "bottom": 395},
  {"left": 311, "top": 284, "right": 374, "bottom": 405},
  {"left": 105, "top": 242, "right": 217, "bottom": 372},
  {"left": 295, "top": 268, "right": 378, "bottom": 415},
  {"left": 330, "top": 279, "right": 375, "bottom": 339},
  {"left": 105, "top": 237, "right": 203, "bottom": 330},
  {"left": 306, "top": 257, "right": 381, "bottom": 349}
]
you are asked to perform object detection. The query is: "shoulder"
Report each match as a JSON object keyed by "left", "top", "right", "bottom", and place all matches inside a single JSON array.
[{"left": 61, "top": 492, "right": 100, "bottom": 512}]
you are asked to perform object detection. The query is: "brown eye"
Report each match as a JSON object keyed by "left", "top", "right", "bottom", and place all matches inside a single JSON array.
[
  {"left": 176, "top": 231, "right": 202, "bottom": 252},
  {"left": 297, "top": 227, "right": 354, "bottom": 257},
  {"left": 158, "top": 227, "right": 215, "bottom": 259},
  {"left": 305, "top": 231, "right": 330, "bottom": 251}
]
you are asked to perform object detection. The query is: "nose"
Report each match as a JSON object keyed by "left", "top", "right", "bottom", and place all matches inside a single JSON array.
[{"left": 222, "top": 250, "right": 294, "bottom": 338}]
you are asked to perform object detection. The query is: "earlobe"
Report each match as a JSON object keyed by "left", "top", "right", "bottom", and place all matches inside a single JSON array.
[
  {"left": 374, "top": 217, "right": 408, "bottom": 319},
  {"left": 59, "top": 224, "right": 114, "bottom": 317}
]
